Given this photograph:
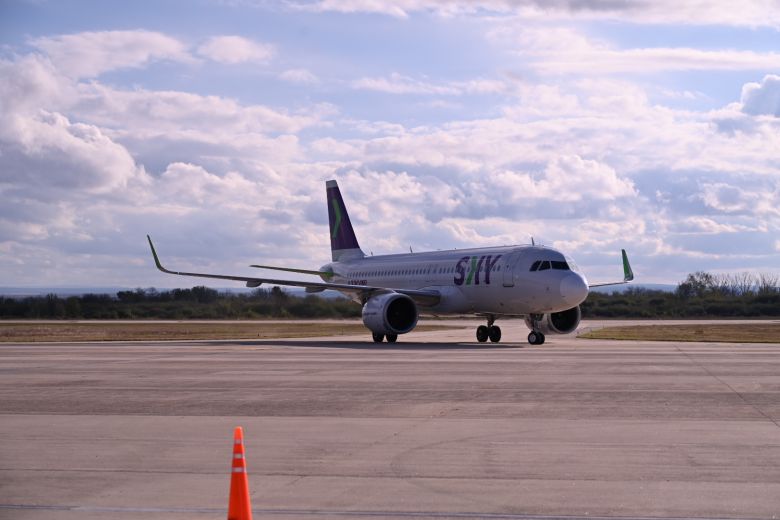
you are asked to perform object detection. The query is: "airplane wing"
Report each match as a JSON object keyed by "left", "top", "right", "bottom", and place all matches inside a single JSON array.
[
  {"left": 147, "top": 236, "right": 441, "bottom": 306},
  {"left": 588, "top": 249, "right": 635, "bottom": 288}
]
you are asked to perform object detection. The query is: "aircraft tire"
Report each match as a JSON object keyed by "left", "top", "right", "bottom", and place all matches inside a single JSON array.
[
  {"left": 537, "top": 333, "right": 546, "bottom": 345},
  {"left": 372, "top": 333, "right": 384, "bottom": 343},
  {"left": 476, "top": 325, "right": 489, "bottom": 343},
  {"left": 386, "top": 334, "right": 398, "bottom": 343},
  {"left": 527, "top": 331, "right": 538, "bottom": 345},
  {"left": 488, "top": 326, "right": 501, "bottom": 343}
]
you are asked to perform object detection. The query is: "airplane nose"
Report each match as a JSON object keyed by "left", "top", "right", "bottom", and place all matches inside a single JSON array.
[{"left": 560, "top": 273, "right": 588, "bottom": 306}]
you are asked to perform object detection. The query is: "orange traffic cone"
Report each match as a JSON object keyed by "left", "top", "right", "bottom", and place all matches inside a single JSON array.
[{"left": 227, "top": 426, "right": 253, "bottom": 520}]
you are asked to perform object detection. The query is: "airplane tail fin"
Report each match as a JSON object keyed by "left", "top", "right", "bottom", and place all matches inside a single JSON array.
[{"left": 326, "top": 180, "right": 365, "bottom": 261}]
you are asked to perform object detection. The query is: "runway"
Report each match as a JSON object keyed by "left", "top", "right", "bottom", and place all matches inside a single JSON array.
[{"left": 1, "top": 320, "right": 779, "bottom": 519}]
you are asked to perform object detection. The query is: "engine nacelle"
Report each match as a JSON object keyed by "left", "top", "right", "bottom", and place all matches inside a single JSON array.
[
  {"left": 362, "top": 293, "right": 418, "bottom": 335},
  {"left": 525, "top": 306, "right": 581, "bottom": 335}
]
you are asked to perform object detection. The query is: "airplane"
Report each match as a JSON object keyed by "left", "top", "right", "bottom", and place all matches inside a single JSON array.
[{"left": 147, "top": 179, "right": 633, "bottom": 345}]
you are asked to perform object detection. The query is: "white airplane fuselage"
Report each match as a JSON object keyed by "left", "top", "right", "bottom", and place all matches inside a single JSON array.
[{"left": 323, "top": 244, "right": 589, "bottom": 317}]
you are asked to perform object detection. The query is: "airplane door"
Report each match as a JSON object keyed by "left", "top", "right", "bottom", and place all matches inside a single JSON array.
[{"left": 502, "top": 252, "right": 518, "bottom": 287}]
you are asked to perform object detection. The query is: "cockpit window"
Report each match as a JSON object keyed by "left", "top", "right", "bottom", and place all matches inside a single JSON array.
[{"left": 531, "top": 259, "right": 570, "bottom": 272}]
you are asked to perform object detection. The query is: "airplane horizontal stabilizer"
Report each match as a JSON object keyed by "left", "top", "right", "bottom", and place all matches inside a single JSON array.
[{"left": 250, "top": 264, "right": 333, "bottom": 279}]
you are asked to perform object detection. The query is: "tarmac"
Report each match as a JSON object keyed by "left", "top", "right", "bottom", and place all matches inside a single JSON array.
[{"left": 1, "top": 319, "right": 779, "bottom": 519}]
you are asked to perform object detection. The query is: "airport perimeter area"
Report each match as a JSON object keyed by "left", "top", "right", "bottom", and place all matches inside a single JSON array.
[{"left": 1, "top": 319, "right": 779, "bottom": 519}]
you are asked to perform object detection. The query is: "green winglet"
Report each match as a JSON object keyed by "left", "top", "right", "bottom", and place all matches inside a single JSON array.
[
  {"left": 147, "top": 235, "right": 163, "bottom": 270},
  {"left": 621, "top": 249, "right": 634, "bottom": 282},
  {"left": 147, "top": 235, "right": 175, "bottom": 274}
]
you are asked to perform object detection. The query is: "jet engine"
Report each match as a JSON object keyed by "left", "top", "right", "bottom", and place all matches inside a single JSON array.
[
  {"left": 525, "top": 306, "right": 581, "bottom": 335},
  {"left": 362, "top": 292, "right": 418, "bottom": 335}
]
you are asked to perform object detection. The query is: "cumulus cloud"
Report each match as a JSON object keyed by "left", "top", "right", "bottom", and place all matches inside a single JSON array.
[
  {"left": 30, "top": 30, "right": 192, "bottom": 78},
  {"left": 0, "top": 110, "right": 143, "bottom": 194},
  {"left": 157, "top": 162, "right": 259, "bottom": 205},
  {"left": 0, "top": 55, "right": 74, "bottom": 116},
  {"left": 196, "top": 36, "right": 274, "bottom": 64},
  {"left": 741, "top": 74, "right": 780, "bottom": 116},
  {"left": 0, "top": 55, "right": 144, "bottom": 197}
]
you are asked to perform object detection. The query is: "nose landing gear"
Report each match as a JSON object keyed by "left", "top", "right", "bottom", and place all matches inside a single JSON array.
[
  {"left": 526, "top": 314, "right": 545, "bottom": 345},
  {"left": 476, "top": 316, "right": 502, "bottom": 343}
]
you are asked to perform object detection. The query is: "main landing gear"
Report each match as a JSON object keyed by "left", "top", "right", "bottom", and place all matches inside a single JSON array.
[
  {"left": 372, "top": 333, "right": 398, "bottom": 343},
  {"left": 476, "top": 316, "right": 502, "bottom": 343},
  {"left": 526, "top": 314, "right": 545, "bottom": 345}
]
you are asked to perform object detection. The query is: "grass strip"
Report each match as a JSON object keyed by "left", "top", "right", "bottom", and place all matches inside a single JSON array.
[
  {"left": 579, "top": 323, "right": 780, "bottom": 343},
  {"left": 0, "top": 321, "right": 459, "bottom": 343}
]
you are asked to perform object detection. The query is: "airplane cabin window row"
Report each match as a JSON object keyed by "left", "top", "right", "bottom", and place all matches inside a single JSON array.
[{"left": 350, "top": 262, "right": 503, "bottom": 278}]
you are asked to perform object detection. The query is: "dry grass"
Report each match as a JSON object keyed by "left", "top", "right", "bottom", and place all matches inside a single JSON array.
[
  {"left": 0, "top": 321, "right": 458, "bottom": 343},
  {"left": 579, "top": 323, "right": 780, "bottom": 343}
]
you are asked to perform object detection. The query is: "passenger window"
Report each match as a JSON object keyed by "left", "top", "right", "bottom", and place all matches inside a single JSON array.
[
  {"left": 530, "top": 260, "right": 541, "bottom": 271},
  {"left": 538, "top": 261, "right": 551, "bottom": 271}
]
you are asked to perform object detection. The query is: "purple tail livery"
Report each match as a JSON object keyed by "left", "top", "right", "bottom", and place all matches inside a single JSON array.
[{"left": 326, "top": 179, "right": 365, "bottom": 261}]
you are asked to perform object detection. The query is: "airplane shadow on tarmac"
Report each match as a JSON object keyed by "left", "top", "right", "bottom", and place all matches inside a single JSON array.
[{"left": 204, "top": 339, "right": 526, "bottom": 351}]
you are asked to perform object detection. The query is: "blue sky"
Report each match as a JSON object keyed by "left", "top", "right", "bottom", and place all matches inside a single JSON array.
[{"left": 1, "top": 0, "right": 779, "bottom": 288}]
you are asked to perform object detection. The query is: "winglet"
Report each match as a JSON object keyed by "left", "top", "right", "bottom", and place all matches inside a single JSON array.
[
  {"left": 587, "top": 249, "right": 635, "bottom": 288},
  {"left": 147, "top": 235, "right": 171, "bottom": 274},
  {"left": 621, "top": 249, "right": 634, "bottom": 282}
]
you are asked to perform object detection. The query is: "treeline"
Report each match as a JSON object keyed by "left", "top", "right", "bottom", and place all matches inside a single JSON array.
[
  {"left": 583, "top": 271, "right": 780, "bottom": 318},
  {"left": 0, "top": 286, "right": 361, "bottom": 320},
  {"left": 1, "top": 272, "right": 778, "bottom": 320}
]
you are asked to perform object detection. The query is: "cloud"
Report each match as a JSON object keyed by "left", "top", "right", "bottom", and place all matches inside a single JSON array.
[
  {"left": 700, "top": 182, "right": 780, "bottom": 217},
  {"left": 0, "top": 56, "right": 144, "bottom": 197},
  {"left": 0, "top": 110, "right": 144, "bottom": 194},
  {"left": 280, "top": 68, "right": 319, "bottom": 84},
  {"left": 351, "top": 73, "right": 507, "bottom": 96},
  {"left": 672, "top": 217, "right": 752, "bottom": 235},
  {"left": 30, "top": 30, "right": 192, "bottom": 78},
  {"left": 75, "top": 83, "right": 322, "bottom": 136},
  {"left": 297, "top": 0, "right": 780, "bottom": 28},
  {"left": 196, "top": 36, "right": 274, "bottom": 64},
  {"left": 741, "top": 74, "right": 780, "bottom": 117},
  {"left": 157, "top": 162, "right": 257, "bottom": 205},
  {"left": 0, "top": 55, "right": 74, "bottom": 116},
  {"left": 301, "top": 0, "right": 412, "bottom": 18},
  {"left": 3, "top": 22, "right": 780, "bottom": 286},
  {"left": 352, "top": 73, "right": 461, "bottom": 95},
  {"left": 490, "top": 26, "right": 780, "bottom": 75}
]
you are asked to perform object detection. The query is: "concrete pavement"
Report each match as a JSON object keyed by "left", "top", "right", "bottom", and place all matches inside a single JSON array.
[{"left": 1, "top": 319, "right": 779, "bottom": 519}]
